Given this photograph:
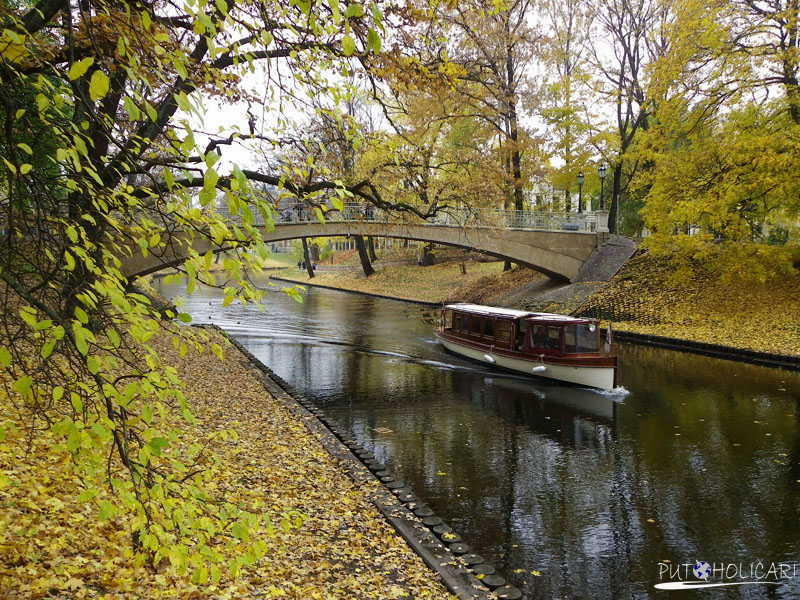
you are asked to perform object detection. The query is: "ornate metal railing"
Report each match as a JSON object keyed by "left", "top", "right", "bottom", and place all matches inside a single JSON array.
[{"left": 224, "top": 202, "right": 608, "bottom": 233}]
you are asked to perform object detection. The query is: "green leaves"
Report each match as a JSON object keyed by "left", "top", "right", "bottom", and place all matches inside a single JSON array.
[
  {"left": 344, "top": 3, "right": 364, "bottom": 18},
  {"left": 147, "top": 436, "right": 170, "bottom": 456},
  {"left": 72, "top": 322, "right": 91, "bottom": 356},
  {"left": 173, "top": 56, "right": 189, "bottom": 80},
  {"left": 77, "top": 488, "right": 98, "bottom": 503},
  {"left": 40, "top": 338, "right": 55, "bottom": 359},
  {"left": 98, "top": 499, "right": 117, "bottom": 521},
  {"left": 89, "top": 70, "right": 110, "bottom": 101},
  {"left": 367, "top": 28, "right": 381, "bottom": 53},
  {"left": 342, "top": 34, "right": 356, "bottom": 56},
  {"left": 12, "top": 376, "right": 32, "bottom": 396},
  {"left": 123, "top": 96, "right": 140, "bottom": 121},
  {"left": 68, "top": 57, "right": 95, "bottom": 80},
  {"left": 0, "top": 347, "right": 11, "bottom": 367}
]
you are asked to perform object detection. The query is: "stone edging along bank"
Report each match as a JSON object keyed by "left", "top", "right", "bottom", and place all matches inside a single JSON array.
[
  {"left": 612, "top": 330, "right": 800, "bottom": 372},
  {"left": 206, "top": 325, "right": 524, "bottom": 600},
  {"left": 271, "top": 274, "right": 800, "bottom": 372}
]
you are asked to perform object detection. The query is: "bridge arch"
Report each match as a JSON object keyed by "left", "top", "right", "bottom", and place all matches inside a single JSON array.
[{"left": 121, "top": 219, "right": 603, "bottom": 282}]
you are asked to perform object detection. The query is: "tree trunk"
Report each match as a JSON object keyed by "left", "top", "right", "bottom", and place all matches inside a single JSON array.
[
  {"left": 301, "top": 238, "right": 314, "bottom": 278},
  {"left": 783, "top": 2, "right": 800, "bottom": 124},
  {"left": 503, "top": 260, "right": 512, "bottom": 271},
  {"left": 354, "top": 236, "right": 375, "bottom": 277},
  {"left": 505, "top": 21, "right": 524, "bottom": 212},
  {"left": 367, "top": 236, "right": 377, "bottom": 261},
  {"left": 421, "top": 242, "right": 435, "bottom": 266},
  {"left": 510, "top": 142, "right": 524, "bottom": 211},
  {"left": 785, "top": 71, "right": 800, "bottom": 125}
]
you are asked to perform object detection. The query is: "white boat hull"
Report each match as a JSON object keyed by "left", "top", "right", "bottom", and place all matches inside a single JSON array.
[{"left": 439, "top": 337, "right": 616, "bottom": 390}]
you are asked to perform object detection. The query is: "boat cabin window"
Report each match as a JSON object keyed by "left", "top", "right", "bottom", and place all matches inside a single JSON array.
[
  {"left": 530, "top": 324, "right": 562, "bottom": 351},
  {"left": 515, "top": 320, "right": 527, "bottom": 348},
  {"left": 483, "top": 319, "right": 494, "bottom": 338},
  {"left": 453, "top": 314, "right": 462, "bottom": 331},
  {"left": 461, "top": 315, "right": 471, "bottom": 333},
  {"left": 563, "top": 324, "right": 600, "bottom": 353},
  {"left": 470, "top": 316, "right": 481, "bottom": 335},
  {"left": 496, "top": 320, "right": 512, "bottom": 343},
  {"left": 444, "top": 309, "right": 454, "bottom": 329}
]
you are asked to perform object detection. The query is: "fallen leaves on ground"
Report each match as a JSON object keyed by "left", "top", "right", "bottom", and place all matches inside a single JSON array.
[
  {"left": 577, "top": 252, "right": 800, "bottom": 356},
  {"left": 279, "top": 261, "right": 543, "bottom": 305},
  {"left": 0, "top": 327, "right": 454, "bottom": 599}
]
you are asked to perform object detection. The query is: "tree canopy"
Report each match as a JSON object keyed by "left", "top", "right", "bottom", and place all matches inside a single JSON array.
[{"left": 0, "top": 0, "right": 395, "bottom": 580}]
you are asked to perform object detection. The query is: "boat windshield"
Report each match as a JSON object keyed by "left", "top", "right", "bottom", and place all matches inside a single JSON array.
[
  {"left": 563, "top": 323, "right": 599, "bottom": 353},
  {"left": 530, "top": 324, "right": 562, "bottom": 351}
]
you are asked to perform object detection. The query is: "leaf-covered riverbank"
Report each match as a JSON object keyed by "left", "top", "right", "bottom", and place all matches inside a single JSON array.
[
  {"left": 0, "top": 327, "right": 454, "bottom": 599},
  {"left": 277, "top": 260, "right": 546, "bottom": 305},
  {"left": 576, "top": 253, "right": 800, "bottom": 357}
]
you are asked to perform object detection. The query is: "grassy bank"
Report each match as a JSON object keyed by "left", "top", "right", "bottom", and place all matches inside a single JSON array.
[{"left": 576, "top": 252, "right": 800, "bottom": 357}]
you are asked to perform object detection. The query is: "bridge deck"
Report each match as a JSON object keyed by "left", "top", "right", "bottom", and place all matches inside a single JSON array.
[{"left": 120, "top": 204, "right": 611, "bottom": 282}]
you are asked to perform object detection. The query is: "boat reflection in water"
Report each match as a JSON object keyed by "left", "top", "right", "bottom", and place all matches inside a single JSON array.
[{"left": 455, "top": 374, "right": 623, "bottom": 448}]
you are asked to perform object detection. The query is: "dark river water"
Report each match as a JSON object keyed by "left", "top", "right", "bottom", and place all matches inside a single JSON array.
[{"left": 154, "top": 276, "right": 800, "bottom": 599}]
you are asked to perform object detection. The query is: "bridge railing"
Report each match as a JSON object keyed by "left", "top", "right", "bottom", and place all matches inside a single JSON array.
[
  {"left": 225, "top": 202, "right": 603, "bottom": 233},
  {"left": 426, "top": 208, "right": 599, "bottom": 232}
]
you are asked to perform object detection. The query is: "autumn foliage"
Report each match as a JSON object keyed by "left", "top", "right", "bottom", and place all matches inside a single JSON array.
[
  {"left": 0, "top": 328, "right": 451, "bottom": 598},
  {"left": 0, "top": 0, "right": 389, "bottom": 586}
]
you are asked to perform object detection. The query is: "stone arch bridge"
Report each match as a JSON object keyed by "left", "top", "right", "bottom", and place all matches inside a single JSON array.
[{"left": 121, "top": 205, "right": 611, "bottom": 282}]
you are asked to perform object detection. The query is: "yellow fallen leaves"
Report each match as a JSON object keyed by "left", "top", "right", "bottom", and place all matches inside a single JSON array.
[
  {"left": 0, "top": 327, "right": 453, "bottom": 599},
  {"left": 578, "top": 252, "right": 800, "bottom": 356},
  {"left": 278, "top": 261, "right": 543, "bottom": 305}
]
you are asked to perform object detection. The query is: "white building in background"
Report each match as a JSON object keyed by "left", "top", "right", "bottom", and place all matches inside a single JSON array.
[{"left": 528, "top": 178, "right": 583, "bottom": 213}]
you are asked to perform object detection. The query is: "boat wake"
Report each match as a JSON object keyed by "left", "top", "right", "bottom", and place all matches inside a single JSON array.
[
  {"left": 248, "top": 334, "right": 493, "bottom": 374},
  {"left": 594, "top": 385, "right": 630, "bottom": 399}
]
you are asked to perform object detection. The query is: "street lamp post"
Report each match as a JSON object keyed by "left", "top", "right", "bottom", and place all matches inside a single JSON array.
[
  {"left": 577, "top": 172, "right": 584, "bottom": 213},
  {"left": 598, "top": 164, "right": 607, "bottom": 210}
]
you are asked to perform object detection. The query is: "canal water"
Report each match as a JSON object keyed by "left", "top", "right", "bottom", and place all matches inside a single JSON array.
[{"left": 154, "top": 277, "right": 800, "bottom": 599}]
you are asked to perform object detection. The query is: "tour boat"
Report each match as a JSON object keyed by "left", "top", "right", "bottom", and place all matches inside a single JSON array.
[{"left": 435, "top": 303, "right": 617, "bottom": 390}]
